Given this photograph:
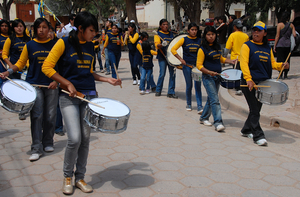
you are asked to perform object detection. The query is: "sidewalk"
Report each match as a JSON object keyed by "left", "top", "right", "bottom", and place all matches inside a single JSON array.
[{"left": 219, "top": 62, "right": 300, "bottom": 132}]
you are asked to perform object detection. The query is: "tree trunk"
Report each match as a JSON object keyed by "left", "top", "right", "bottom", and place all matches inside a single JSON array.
[
  {"left": 126, "top": 0, "right": 137, "bottom": 24},
  {"left": 0, "top": 0, "right": 13, "bottom": 20},
  {"left": 214, "top": 0, "right": 225, "bottom": 17}
]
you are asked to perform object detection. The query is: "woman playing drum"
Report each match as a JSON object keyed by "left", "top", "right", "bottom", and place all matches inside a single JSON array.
[
  {"left": 0, "top": 20, "right": 11, "bottom": 86},
  {"left": 1, "top": 18, "right": 58, "bottom": 161},
  {"left": 171, "top": 23, "right": 203, "bottom": 113},
  {"left": 42, "top": 12, "right": 121, "bottom": 194},
  {"left": 155, "top": 19, "right": 177, "bottom": 98},
  {"left": 240, "top": 21, "right": 289, "bottom": 146},
  {"left": 196, "top": 26, "right": 235, "bottom": 132}
]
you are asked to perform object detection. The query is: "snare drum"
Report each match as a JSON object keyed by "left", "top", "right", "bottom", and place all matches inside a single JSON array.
[
  {"left": 220, "top": 68, "right": 242, "bottom": 89},
  {"left": 192, "top": 67, "right": 202, "bottom": 81},
  {"left": 84, "top": 98, "right": 131, "bottom": 134},
  {"left": 166, "top": 34, "right": 187, "bottom": 70},
  {"left": 256, "top": 79, "right": 289, "bottom": 105},
  {"left": 0, "top": 79, "right": 37, "bottom": 113}
]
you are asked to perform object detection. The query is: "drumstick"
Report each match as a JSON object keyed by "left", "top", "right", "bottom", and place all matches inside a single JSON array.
[
  {"left": 31, "top": 84, "right": 58, "bottom": 89},
  {"left": 234, "top": 56, "right": 238, "bottom": 69},
  {"left": 216, "top": 73, "right": 229, "bottom": 78},
  {"left": 61, "top": 89, "right": 105, "bottom": 109},
  {"left": 277, "top": 52, "right": 291, "bottom": 81},
  {"left": 152, "top": 30, "right": 164, "bottom": 41},
  {"left": 0, "top": 73, "right": 26, "bottom": 90},
  {"left": 113, "top": 63, "right": 122, "bottom": 88},
  {"left": 240, "top": 85, "right": 271, "bottom": 88},
  {"left": 0, "top": 59, "right": 7, "bottom": 70}
]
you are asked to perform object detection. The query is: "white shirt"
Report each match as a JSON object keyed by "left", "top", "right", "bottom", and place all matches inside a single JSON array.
[{"left": 56, "top": 23, "right": 74, "bottom": 38}]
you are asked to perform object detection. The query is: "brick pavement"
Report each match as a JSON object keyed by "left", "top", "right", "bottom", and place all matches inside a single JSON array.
[{"left": 0, "top": 52, "right": 300, "bottom": 196}]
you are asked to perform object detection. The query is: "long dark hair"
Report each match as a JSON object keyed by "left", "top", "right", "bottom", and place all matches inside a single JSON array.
[
  {"left": 142, "top": 40, "right": 151, "bottom": 53},
  {"left": 202, "top": 26, "right": 220, "bottom": 51},
  {"left": 68, "top": 11, "right": 98, "bottom": 60},
  {"left": 280, "top": 12, "right": 291, "bottom": 23},
  {"left": 140, "top": 31, "right": 149, "bottom": 40},
  {"left": 128, "top": 22, "right": 136, "bottom": 34},
  {"left": 10, "top": 19, "right": 30, "bottom": 44},
  {"left": 33, "top": 18, "right": 50, "bottom": 39},
  {"left": 157, "top": 19, "right": 168, "bottom": 31},
  {"left": 0, "top": 20, "right": 11, "bottom": 36}
]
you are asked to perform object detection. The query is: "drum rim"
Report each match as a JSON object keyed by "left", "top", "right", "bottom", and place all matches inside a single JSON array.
[
  {"left": 1, "top": 79, "right": 37, "bottom": 104},
  {"left": 88, "top": 97, "right": 131, "bottom": 117}
]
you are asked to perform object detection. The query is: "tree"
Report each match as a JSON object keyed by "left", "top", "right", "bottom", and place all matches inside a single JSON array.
[
  {"left": 88, "top": 0, "right": 115, "bottom": 24},
  {"left": 0, "top": 0, "right": 38, "bottom": 20},
  {"left": 45, "top": 0, "right": 91, "bottom": 16}
]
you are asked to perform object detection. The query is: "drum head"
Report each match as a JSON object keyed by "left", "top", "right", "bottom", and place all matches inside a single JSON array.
[
  {"left": 88, "top": 98, "right": 130, "bottom": 117},
  {"left": 1, "top": 79, "right": 36, "bottom": 103},
  {"left": 192, "top": 67, "right": 201, "bottom": 74},
  {"left": 221, "top": 69, "right": 242, "bottom": 81},
  {"left": 166, "top": 34, "right": 187, "bottom": 66}
]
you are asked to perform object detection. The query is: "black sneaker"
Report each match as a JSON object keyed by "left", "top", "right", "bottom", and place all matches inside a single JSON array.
[
  {"left": 167, "top": 94, "right": 178, "bottom": 99},
  {"left": 151, "top": 87, "right": 156, "bottom": 92},
  {"left": 155, "top": 92, "right": 161, "bottom": 96}
]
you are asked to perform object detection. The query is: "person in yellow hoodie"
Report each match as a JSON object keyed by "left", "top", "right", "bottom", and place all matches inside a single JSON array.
[{"left": 239, "top": 21, "right": 289, "bottom": 146}]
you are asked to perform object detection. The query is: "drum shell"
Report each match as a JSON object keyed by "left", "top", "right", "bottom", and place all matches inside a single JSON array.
[
  {"left": 255, "top": 79, "right": 289, "bottom": 105},
  {"left": 84, "top": 98, "right": 131, "bottom": 134},
  {"left": 220, "top": 69, "right": 242, "bottom": 89},
  {"left": 192, "top": 67, "right": 202, "bottom": 81},
  {"left": 0, "top": 80, "right": 36, "bottom": 113}
]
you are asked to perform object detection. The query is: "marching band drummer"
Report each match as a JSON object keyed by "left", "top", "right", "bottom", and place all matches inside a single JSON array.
[
  {"left": 42, "top": 11, "right": 121, "bottom": 195},
  {"left": 240, "top": 21, "right": 289, "bottom": 146},
  {"left": 171, "top": 22, "right": 203, "bottom": 113},
  {"left": 125, "top": 22, "right": 140, "bottom": 85},
  {"left": 102, "top": 24, "right": 124, "bottom": 79},
  {"left": 0, "top": 18, "right": 58, "bottom": 161},
  {"left": 196, "top": 26, "right": 235, "bottom": 132},
  {"left": 155, "top": 19, "right": 177, "bottom": 98}
]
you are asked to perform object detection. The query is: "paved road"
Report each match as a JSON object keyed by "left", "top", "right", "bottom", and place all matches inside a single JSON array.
[{"left": 0, "top": 53, "right": 300, "bottom": 196}]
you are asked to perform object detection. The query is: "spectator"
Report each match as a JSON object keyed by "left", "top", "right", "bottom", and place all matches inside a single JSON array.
[
  {"left": 227, "top": 15, "right": 237, "bottom": 37},
  {"left": 56, "top": 14, "right": 76, "bottom": 38}
]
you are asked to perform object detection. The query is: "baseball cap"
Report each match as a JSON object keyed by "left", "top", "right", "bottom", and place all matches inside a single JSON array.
[
  {"left": 130, "top": 20, "right": 135, "bottom": 23},
  {"left": 252, "top": 21, "right": 267, "bottom": 31},
  {"left": 233, "top": 19, "right": 243, "bottom": 28}
]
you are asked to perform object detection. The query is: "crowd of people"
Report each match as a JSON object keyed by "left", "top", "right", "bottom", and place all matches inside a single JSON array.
[{"left": 0, "top": 11, "right": 292, "bottom": 194}]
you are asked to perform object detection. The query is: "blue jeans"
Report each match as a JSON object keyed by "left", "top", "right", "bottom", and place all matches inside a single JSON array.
[
  {"left": 30, "top": 87, "right": 58, "bottom": 154},
  {"left": 200, "top": 74, "right": 223, "bottom": 127},
  {"left": 129, "top": 50, "right": 140, "bottom": 80},
  {"left": 60, "top": 94, "right": 96, "bottom": 182},
  {"left": 156, "top": 59, "right": 176, "bottom": 94},
  {"left": 97, "top": 50, "right": 103, "bottom": 70},
  {"left": 140, "top": 67, "right": 153, "bottom": 91},
  {"left": 104, "top": 48, "right": 110, "bottom": 72},
  {"left": 182, "top": 65, "right": 203, "bottom": 108},
  {"left": 108, "top": 50, "right": 121, "bottom": 79}
]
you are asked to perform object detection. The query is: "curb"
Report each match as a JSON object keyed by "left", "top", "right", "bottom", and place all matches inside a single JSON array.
[{"left": 219, "top": 87, "right": 299, "bottom": 132}]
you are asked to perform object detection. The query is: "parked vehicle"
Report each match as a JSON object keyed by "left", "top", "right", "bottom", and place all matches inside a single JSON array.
[{"left": 204, "top": 18, "right": 214, "bottom": 26}]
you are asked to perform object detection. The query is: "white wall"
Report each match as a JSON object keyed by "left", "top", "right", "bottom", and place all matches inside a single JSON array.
[{"left": 144, "top": 0, "right": 165, "bottom": 27}]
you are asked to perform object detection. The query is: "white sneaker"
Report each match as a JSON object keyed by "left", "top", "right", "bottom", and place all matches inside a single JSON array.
[
  {"left": 44, "top": 146, "right": 54, "bottom": 152},
  {"left": 140, "top": 90, "right": 145, "bottom": 95},
  {"left": 145, "top": 89, "right": 150, "bottom": 94},
  {"left": 138, "top": 80, "right": 140, "bottom": 85},
  {"left": 29, "top": 153, "right": 42, "bottom": 161},
  {"left": 200, "top": 120, "right": 212, "bottom": 126},
  {"left": 215, "top": 124, "right": 225, "bottom": 132},
  {"left": 255, "top": 139, "right": 268, "bottom": 146},
  {"left": 240, "top": 132, "right": 253, "bottom": 139},
  {"left": 133, "top": 80, "right": 137, "bottom": 85},
  {"left": 197, "top": 109, "right": 203, "bottom": 115},
  {"left": 235, "top": 90, "right": 243, "bottom": 95}
]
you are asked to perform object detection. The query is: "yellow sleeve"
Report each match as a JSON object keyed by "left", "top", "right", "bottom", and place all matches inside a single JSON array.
[
  {"left": 120, "top": 36, "right": 124, "bottom": 46},
  {"left": 196, "top": 48, "right": 205, "bottom": 71},
  {"left": 15, "top": 44, "right": 28, "bottom": 71},
  {"left": 2, "top": 38, "right": 11, "bottom": 60},
  {"left": 42, "top": 39, "right": 65, "bottom": 78},
  {"left": 137, "top": 44, "right": 143, "bottom": 55},
  {"left": 129, "top": 33, "right": 139, "bottom": 44},
  {"left": 270, "top": 49, "right": 282, "bottom": 71},
  {"left": 171, "top": 37, "right": 184, "bottom": 55},
  {"left": 220, "top": 56, "right": 226, "bottom": 63},
  {"left": 240, "top": 44, "right": 252, "bottom": 81},
  {"left": 154, "top": 35, "right": 161, "bottom": 50},
  {"left": 103, "top": 35, "right": 109, "bottom": 48},
  {"left": 225, "top": 34, "right": 233, "bottom": 50},
  {"left": 151, "top": 50, "right": 158, "bottom": 55}
]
